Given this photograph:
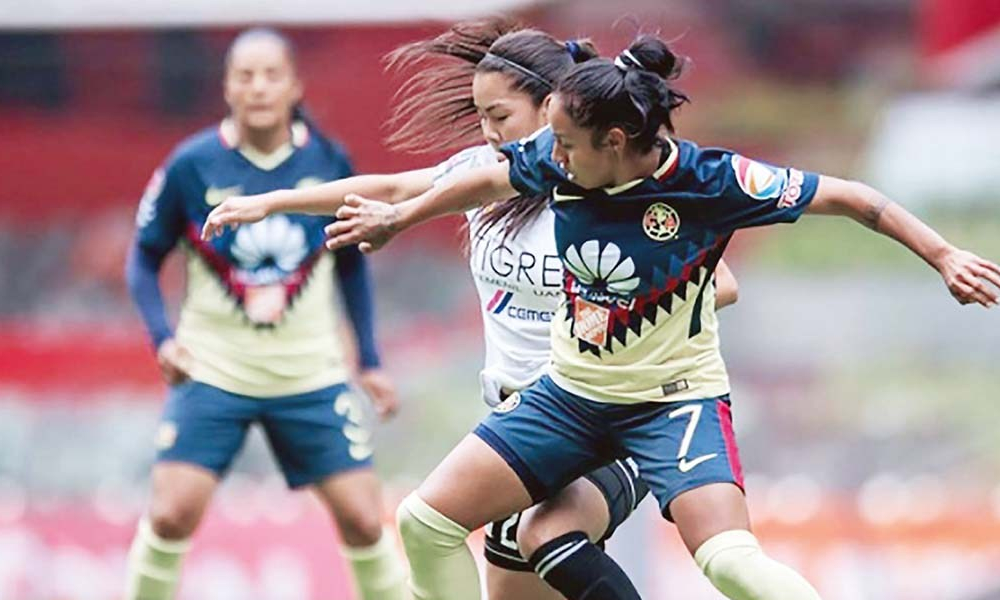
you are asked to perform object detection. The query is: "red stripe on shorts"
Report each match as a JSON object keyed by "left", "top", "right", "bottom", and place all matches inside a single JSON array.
[{"left": 717, "top": 400, "right": 745, "bottom": 489}]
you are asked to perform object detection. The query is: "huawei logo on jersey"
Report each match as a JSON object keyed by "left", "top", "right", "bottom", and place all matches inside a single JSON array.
[
  {"left": 186, "top": 215, "right": 321, "bottom": 328},
  {"left": 563, "top": 240, "right": 640, "bottom": 297}
]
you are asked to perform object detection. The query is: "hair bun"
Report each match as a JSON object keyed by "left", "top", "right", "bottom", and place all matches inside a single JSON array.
[{"left": 626, "top": 35, "right": 683, "bottom": 81}]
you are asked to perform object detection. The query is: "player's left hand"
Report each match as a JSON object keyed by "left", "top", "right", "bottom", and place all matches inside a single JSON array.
[
  {"left": 937, "top": 246, "right": 1000, "bottom": 307},
  {"left": 324, "top": 194, "right": 400, "bottom": 253},
  {"left": 358, "top": 368, "right": 399, "bottom": 421}
]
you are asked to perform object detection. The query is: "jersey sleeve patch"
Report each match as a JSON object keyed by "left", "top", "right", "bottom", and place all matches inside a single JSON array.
[{"left": 730, "top": 155, "right": 787, "bottom": 201}]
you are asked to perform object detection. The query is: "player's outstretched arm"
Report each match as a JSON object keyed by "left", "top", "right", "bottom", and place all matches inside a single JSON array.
[
  {"left": 807, "top": 176, "right": 1000, "bottom": 307},
  {"left": 325, "top": 161, "right": 517, "bottom": 253},
  {"left": 200, "top": 168, "right": 437, "bottom": 240}
]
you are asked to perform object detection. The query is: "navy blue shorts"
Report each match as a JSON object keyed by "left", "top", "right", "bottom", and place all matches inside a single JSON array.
[
  {"left": 475, "top": 375, "right": 744, "bottom": 520},
  {"left": 155, "top": 380, "right": 373, "bottom": 488}
]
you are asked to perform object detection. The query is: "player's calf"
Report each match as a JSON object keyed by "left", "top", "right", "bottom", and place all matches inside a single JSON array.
[{"left": 527, "top": 531, "right": 641, "bottom": 600}]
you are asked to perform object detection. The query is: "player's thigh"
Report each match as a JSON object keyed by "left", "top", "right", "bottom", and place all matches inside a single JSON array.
[
  {"left": 148, "top": 462, "right": 219, "bottom": 538},
  {"left": 612, "top": 396, "right": 747, "bottom": 554},
  {"left": 313, "top": 467, "right": 385, "bottom": 546},
  {"left": 154, "top": 381, "right": 255, "bottom": 481},
  {"left": 486, "top": 562, "right": 562, "bottom": 600},
  {"left": 670, "top": 482, "right": 750, "bottom": 555},
  {"left": 260, "top": 383, "right": 374, "bottom": 489},
  {"left": 417, "top": 433, "right": 535, "bottom": 531}
]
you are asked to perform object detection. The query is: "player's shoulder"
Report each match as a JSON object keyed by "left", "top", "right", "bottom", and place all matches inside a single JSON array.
[
  {"left": 304, "top": 127, "right": 350, "bottom": 161},
  {"left": 675, "top": 138, "right": 731, "bottom": 175},
  {"left": 667, "top": 137, "right": 744, "bottom": 194},
  {"left": 446, "top": 143, "right": 499, "bottom": 171},
  {"left": 165, "top": 124, "right": 227, "bottom": 172}
]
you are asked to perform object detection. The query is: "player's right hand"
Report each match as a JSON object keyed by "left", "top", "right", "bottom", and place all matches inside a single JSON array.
[
  {"left": 201, "top": 195, "right": 270, "bottom": 240},
  {"left": 157, "top": 338, "right": 194, "bottom": 385},
  {"left": 324, "top": 194, "right": 401, "bottom": 253},
  {"left": 937, "top": 247, "right": 1000, "bottom": 308}
]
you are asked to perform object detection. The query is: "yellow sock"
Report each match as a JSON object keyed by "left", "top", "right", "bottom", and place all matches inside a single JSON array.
[
  {"left": 396, "top": 493, "right": 480, "bottom": 600},
  {"left": 343, "top": 527, "right": 411, "bottom": 600},
  {"left": 694, "top": 530, "right": 821, "bottom": 600},
  {"left": 123, "top": 518, "right": 190, "bottom": 600}
]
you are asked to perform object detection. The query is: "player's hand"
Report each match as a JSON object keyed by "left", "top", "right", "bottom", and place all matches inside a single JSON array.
[
  {"left": 157, "top": 338, "right": 194, "bottom": 385},
  {"left": 201, "top": 195, "right": 271, "bottom": 240},
  {"left": 357, "top": 368, "right": 399, "bottom": 421},
  {"left": 936, "top": 247, "right": 1000, "bottom": 307},
  {"left": 324, "top": 194, "right": 400, "bottom": 253}
]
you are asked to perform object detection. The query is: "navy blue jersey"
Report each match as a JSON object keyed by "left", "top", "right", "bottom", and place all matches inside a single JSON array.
[
  {"left": 131, "top": 120, "right": 375, "bottom": 397},
  {"left": 501, "top": 127, "right": 819, "bottom": 403}
]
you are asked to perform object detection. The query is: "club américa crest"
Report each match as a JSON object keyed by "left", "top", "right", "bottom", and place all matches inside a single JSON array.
[{"left": 643, "top": 202, "right": 680, "bottom": 241}]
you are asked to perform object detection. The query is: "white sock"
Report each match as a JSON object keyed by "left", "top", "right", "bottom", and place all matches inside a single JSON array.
[
  {"left": 123, "top": 518, "right": 191, "bottom": 600},
  {"left": 342, "top": 526, "right": 411, "bottom": 600}
]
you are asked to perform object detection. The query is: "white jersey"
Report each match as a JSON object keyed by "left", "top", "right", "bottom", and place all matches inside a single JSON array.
[{"left": 433, "top": 145, "right": 562, "bottom": 405}]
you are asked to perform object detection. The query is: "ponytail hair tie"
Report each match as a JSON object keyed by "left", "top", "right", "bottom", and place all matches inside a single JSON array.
[
  {"left": 614, "top": 49, "right": 646, "bottom": 72},
  {"left": 565, "top": 39, "right": 582, "bottom": 60}
]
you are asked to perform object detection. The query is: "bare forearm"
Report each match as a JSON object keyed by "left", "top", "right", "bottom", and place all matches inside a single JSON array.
[
  {"left": 395, "top": 162, "right": 516, "bottom": 230},
  {"left": 809, "top": 177, "right": 953, "bottom": 271},
  {"left": 267, "top": 173, "right": 430, "bottom": 216}
]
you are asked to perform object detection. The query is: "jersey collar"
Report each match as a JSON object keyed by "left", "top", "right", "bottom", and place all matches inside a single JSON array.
[
  {"left": 553, "top": 137, "right": 679, "bottom": 202},
  {"left": 218, "top": 118, "right": 310, "bottom": 171}
]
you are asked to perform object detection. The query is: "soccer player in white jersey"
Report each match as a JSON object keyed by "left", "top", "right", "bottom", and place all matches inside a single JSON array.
[
  {"left": 203, "top": 19, "right": 739, "bottom": 600},
  {"left": 123, "top": 29, "right": 408, "bottom": 600},
  {"left": 321, "top": 35, "right": 1000, "bottom": 600}
]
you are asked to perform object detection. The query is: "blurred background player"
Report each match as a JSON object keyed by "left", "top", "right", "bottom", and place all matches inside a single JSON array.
[
  {"left": 203, "top": 18, "right": 738, "bottom": 600},
  {"left": 321, "top": 34, "right": 1000, "bottom": 600},
  {"left": 122, "top": 28, "right": 408, "bottom": 600}
]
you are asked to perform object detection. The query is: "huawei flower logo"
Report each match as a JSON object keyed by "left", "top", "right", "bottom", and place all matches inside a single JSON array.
[
  {"left": 230, "top": 215, "right": 308, "bottom": 283},
  {"left": 563, "top": 240, "right": 640, "bottom": 296}
]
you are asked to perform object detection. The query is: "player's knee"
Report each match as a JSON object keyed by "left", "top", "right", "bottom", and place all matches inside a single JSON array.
[
  {"left": 694, "top": 530, "right": 820, "bottom": 599},
  {"left": 336, "top": 505, "right": 385, "bottom": 547},
  {"left": 396, "top": 493, "right": 469, "bottom": 553},
  {"left": 516, "top": 504, "right": 580, "bottom": 559},
  {"left": 148, "top": 499, "right": 202, "bottom": 540}
]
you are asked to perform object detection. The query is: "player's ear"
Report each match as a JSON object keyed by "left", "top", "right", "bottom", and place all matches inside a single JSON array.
[{"left": 604, "top": 127, "right": 627, "bottom": 154}]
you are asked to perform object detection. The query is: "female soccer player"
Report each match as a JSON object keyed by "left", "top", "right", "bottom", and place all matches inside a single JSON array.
[
  {"left": 203, "top": 19, "right": 738, "bottom": 600},
  {"left": 323, "top": 35, "right": 1000, "bottom": 600},
  {"left": 123, "top": 28, "right": 408, "bottom": 600}
]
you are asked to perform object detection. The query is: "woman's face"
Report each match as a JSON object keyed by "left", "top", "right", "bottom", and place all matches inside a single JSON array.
[
  {"left": 472, "top": 71, "right": 547, "bottom": 149},
  {"left": 546, "top": 93, "right": 618, "bottom": 189},
  {"left": 224, "top": 36, "right": 302, "bottom": 133}
]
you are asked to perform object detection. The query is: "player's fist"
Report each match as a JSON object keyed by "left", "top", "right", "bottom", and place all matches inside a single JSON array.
[
  {"left": 358, "top": 368, "right": 399, "bottom": 421},
  {"left": 937, "top": 246, "right": 1000, "bottom": 308},
  {"left": 157, "top": 338, "right": 194, "bottom": 385},
  {"left": 201, "top": 195, "right": 272, "bottom": 240}
]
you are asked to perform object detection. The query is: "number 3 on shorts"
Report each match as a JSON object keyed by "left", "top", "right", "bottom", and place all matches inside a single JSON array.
[{"left": 669, "top": 403, "right": 718, "bottom": 473}]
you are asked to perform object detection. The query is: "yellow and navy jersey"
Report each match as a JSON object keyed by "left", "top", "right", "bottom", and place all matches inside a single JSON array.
[
  {"left": 130, "top": 120, "right": 375, "bottom": 397},
  {"left": 500, "top": 127, "right": 819, "bottom": 404}
]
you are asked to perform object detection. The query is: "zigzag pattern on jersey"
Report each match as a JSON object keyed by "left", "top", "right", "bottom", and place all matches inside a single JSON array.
[
  {"left": 565, "top": 231, "right": 727, "bottom": 356},
  {"left": 183, "top": 223, "right": 322, "bottom": 328}
]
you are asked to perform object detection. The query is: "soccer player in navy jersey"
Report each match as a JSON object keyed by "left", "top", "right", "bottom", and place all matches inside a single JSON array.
[
  {"left": 123, "top": 28, "right": 408, "bottom": 600},
  {"left": 323, "top": 35, "right": 1000, "bottom": 600},
  {"left": 204, "top": 19, "right": 739, "bottom": 600}
]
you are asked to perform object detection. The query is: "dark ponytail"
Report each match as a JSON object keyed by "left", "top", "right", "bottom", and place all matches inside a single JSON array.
[
  {"left": 385, "top": 18, "right": 598, "bottom": 247},
  {"left": 556, "top": 35, "right": 689, "bottom": 153},
  {"left": 384, "top": 18, "right": 597, "bottom": 154}
]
